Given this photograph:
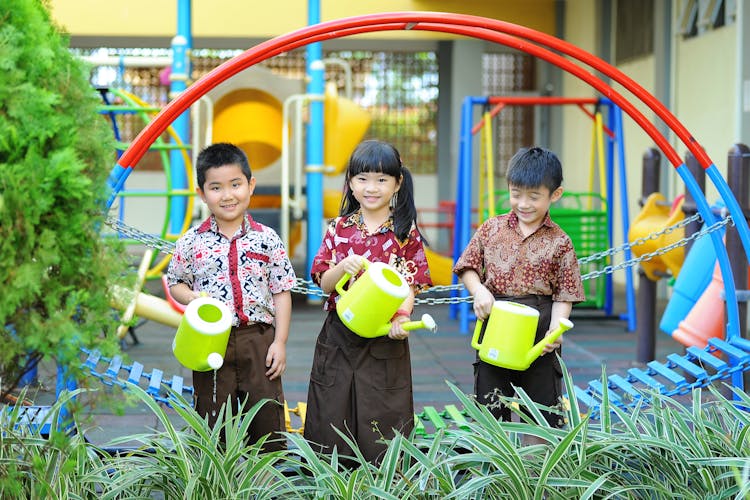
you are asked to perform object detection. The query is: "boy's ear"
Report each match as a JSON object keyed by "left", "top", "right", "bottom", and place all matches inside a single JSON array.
[
  {"left": 248, "top": 176, "right": 256, "bottom": 195},
  {"left": 550, "top": 186, "right": 564, "bottom": 203},
  {"left": 196, "top": 186, "right": 207, "bottom": 203}
]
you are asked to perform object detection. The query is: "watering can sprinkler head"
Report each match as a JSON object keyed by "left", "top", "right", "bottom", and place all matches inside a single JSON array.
[
  {"left": 206, "top": 352, "right": 224, "bottom": 370},
  {"left": 419, "top": 313, "right": 438, "bottom": 333}
]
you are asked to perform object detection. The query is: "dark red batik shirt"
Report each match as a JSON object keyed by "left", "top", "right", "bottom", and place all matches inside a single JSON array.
[
  {"left": 453, "top": 211, "right": 585, "bottom": 303},
  {"left": 311, "top": 210, "right": 432, "bottom": 311}
]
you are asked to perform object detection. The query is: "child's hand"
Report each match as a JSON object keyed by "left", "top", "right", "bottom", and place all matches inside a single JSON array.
[
  {"left": 265, "top": 341, "right": 287, "bottom": 380},
  {"left": 540, "top": 328, "right": 562, "bottom": 355},
  {"left": 189, "top": 291, "right": 205, "bottom": 302},
  {"left": 388, "top": 314, "right": 410, "bottom": 340},
  {"left": 340, "top": 255, "right": 366, "bottom": 276},
  {"left": 472, "top": 285, "right": 495, "bottom": 321}
]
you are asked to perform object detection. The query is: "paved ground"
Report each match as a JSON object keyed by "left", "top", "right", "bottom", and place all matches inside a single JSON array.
[{"left": 27, "top": 283, "right": 687, "bottom": 446}]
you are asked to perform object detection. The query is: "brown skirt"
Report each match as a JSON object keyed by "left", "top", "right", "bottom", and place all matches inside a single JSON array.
[
  {"left": 303, "top": 311, "right": 414, "bottom": 464},
  {"left": 192, "top": 322, "right": 286, "bottom": 451}
]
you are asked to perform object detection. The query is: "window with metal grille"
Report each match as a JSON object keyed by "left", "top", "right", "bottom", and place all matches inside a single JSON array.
[
  {"left": 481, "top": 52, "right": 536, "bottom": 178},
  {"left": 615, "top": 0, "right": 654, "bottom": 63}
]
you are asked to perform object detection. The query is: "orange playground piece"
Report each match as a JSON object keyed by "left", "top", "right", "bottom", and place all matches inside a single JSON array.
[{"left": 671, "top": 262, "right": 724, "bottom": 349}]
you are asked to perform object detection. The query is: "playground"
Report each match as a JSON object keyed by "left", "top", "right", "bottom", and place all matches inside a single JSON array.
[
  {"left": 10, "top": 6, "right": 748, "bottom": 434},
  {"left": 4, "top": 1, "right": 750, "bottom": 495},
  {"left": 44, "top": 283, "right": 687, "bottom": 445}
]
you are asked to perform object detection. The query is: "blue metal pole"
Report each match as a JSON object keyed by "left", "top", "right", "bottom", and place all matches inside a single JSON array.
[
  {"left": 169, "top": 0, "right": 192, "bottom": 235},
  {"left": 612, "top": 103, "right": 637, "bottom": 331},
  {"left": 450, "top": 97, "right": 470, "bottom": 321},
  {"left": 704, "top": 165, "right": 746, "bottom": 392},
  {"left": 456, "top": 96, "right": 483, "bottom": 334},
  {"left": 601, "top": 99, "right": 614, "bottom": 317},
  {"left": 306, "top": 0, "right": 324, "bottom": 284}
]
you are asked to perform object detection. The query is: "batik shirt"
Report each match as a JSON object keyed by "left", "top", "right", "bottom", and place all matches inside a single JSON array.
[
  {"left": 453, "top": 211, "right": 585, "bottom": 303},
  {"left": 311, "top": 210, "right": 432, "bottom": 311},
  {"left": 167, "top": 214, "right": 297, "bottom": 326}
]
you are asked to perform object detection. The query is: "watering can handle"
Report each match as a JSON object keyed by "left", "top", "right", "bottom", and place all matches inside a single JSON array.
[
  {"left": 334, "top": 258, "right": 370, "bottom": 295},
  {"left": 471, "top": 317, "right": 485, "bottom": 350}
]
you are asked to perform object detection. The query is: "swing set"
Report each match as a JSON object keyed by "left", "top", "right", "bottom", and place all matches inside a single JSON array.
[{"left": 452, "top": 96, "right": 636, "bottom": 334}]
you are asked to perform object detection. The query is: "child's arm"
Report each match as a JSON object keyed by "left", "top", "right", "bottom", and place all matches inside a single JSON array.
[
  {"left": 318, "top": 255, "right": 366, "bottom": 294},
  {"left": 265, "top": 290, "right": 291, "bottom": 380},
  {"left": 388, "top": 289, "right": 416, "bottom": 340},
  {"left": 459, "top": 270, "right": 495, "bottom": 321},
  {"left": 541, "top": 300, "right": 573, "bottom": 355},
  {"left": 169, "top": 283, "right": 203, "bottom": 305}
]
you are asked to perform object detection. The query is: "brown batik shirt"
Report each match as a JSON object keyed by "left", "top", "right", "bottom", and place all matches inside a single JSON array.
[{"left": 453, "top": 211, "right": 585, "bottom": 303}]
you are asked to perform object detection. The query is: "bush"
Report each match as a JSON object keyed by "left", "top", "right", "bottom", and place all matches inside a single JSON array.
[{"left": 0, "top": 0, "right": 126, "bottom": 399}]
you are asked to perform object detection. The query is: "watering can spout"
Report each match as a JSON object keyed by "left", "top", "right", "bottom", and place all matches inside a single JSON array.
[
  {"left": 374, "top": 313, "right": 438, "bottom": 337},
  {"left": 526, "top": 318, "right": 574, "bottom": 365}
]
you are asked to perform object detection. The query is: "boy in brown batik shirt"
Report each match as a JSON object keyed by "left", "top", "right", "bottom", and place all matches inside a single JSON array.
[{"left": 453, "top": 146, "right": 585, "bottom": 428}]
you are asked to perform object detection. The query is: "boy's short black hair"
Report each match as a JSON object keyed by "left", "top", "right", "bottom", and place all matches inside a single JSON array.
[
  {"left": 196, "top": 143, "right": 252, "bottom": 189},
  {"left": 506, "top": 146, "right": 563, "bottom": 193}
]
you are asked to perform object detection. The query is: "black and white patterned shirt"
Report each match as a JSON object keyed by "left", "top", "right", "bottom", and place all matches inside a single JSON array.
[{"left": 167, "top": 214, "right": 296, "bottom": 326}]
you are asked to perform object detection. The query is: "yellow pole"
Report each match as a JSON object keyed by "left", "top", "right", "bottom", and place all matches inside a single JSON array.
[
  {"left": 595, "top": 111, "right": 607, "bottom": 210},
  {"left": 115, "top": 248, "right": 155, "bottom": 339},
  {"left": 588, "top": 113, "right": 597, "bottom": 210},
  {"left": 483, "top": 110, "right": 496, "bottom": 219},
  {"left": 478, "top": 114, "right": 486, "bottom": 223}
]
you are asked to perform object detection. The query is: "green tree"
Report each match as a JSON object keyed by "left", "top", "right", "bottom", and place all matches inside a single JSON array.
[{"left": 0, "top": 0, "right": 126, "bottom": 400}]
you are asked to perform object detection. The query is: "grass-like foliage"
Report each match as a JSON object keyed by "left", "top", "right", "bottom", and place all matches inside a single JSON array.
[
  {"left": 0, "top": 0, "right": 127, "bottom": 399},
  {"left": 2, "top": 363, "right": 748, "bottom": 498}
]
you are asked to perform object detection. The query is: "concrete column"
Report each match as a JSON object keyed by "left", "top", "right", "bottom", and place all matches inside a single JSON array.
[{"left": 437, "top": 40, "right": 483, "bottom": 206}]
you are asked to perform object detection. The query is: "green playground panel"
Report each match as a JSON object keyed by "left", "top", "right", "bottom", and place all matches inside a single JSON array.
[
  {"left": 493, "top": 191, "right": 609, "bottom": 309},
  {"left": 414, "top": 404, "right": 471, "bottom": 437}
]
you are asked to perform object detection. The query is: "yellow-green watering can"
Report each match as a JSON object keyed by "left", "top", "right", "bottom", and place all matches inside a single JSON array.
[
  {"left": 172, "top": 296, "right": 232, "bottom": 371},
  {"left": 336, "top": 260, "right": 437, "bottom": 338},
  {"left": 471, "top": 300, "right": 573, "bottom": 371}
]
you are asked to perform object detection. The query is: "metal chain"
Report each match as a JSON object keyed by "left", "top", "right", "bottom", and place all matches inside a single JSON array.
[
  {"left": 104, "top": 213, "right": 733, "bottom": 306},
  {"left": 578, "top": 212, "right": 703, "bottom": 264},
  {"left": 105, "top": 215, "right": 177, "bottom": 255},
  {"left": 579, "top": 214, "right": 732, "bottom": 281}
]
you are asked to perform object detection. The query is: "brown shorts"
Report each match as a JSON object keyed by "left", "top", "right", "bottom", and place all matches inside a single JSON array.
[
  {"left": 192, "top": 322, "right": 286, "bottom": 451},
  {"left": 473, "top": 295, "right": 564, "bottom": 428}
]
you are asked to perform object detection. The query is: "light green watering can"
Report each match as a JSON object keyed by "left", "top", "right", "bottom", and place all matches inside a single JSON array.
[
  {"left": 471, "top": 300, "right": 573, "bottom": 371},
  {"left": 172, "top": 296, "right": 232, "bottom": 371},
  {"left": 336, "top": 260, "right": 438, "bottom": 338}
]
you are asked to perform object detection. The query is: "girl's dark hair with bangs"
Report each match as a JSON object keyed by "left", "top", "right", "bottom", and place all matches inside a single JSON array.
[
  {"left": 506, "top": 146, "right": 563, "bottom": 193},
  {"left": 339, "top": 140, "right": 425, "bottom": 242}
]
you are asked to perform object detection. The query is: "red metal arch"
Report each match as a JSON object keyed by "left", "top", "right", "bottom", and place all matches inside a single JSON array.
[{"left": 118, "top": 12, "right": 709, "bottom": 173}]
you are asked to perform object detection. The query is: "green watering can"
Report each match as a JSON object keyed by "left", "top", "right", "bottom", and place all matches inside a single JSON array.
[
  {"left": 336, "top": 260, "right": 438, "bottom": 338},
  {"left": 172, "top": 296, "right": 232, "bottom": 371},
  {"left": 471, "top": 300, "right": 573, "bottom": 371}
]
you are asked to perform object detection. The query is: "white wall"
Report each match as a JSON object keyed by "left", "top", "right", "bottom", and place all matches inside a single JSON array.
[{"left": 672, "top": 23, "right": 738, "bottom": 204}]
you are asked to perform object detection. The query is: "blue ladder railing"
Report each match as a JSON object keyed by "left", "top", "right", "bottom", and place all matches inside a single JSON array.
[
  {"left": 80, "top": 347, "right": 193, "bottom": 405},
  {"left": 574, "top": 336, "right": 750, "bottom": 419}
]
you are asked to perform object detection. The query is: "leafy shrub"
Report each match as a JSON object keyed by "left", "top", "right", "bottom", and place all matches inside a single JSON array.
[
  {"left": 0, "top": 0, "right": 126, "bottom": 398},
  {"left": 2, "top": 369, "right": 749, "bottom": 497}
]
